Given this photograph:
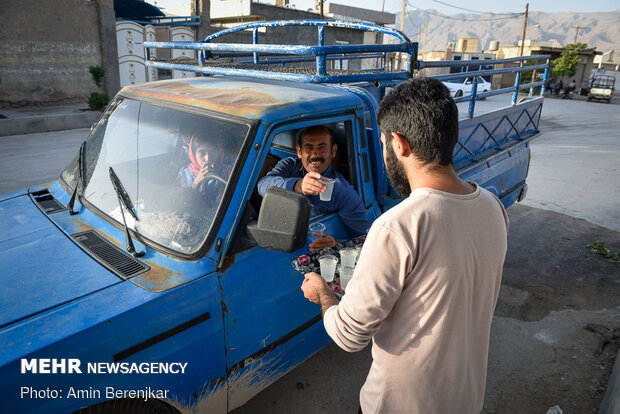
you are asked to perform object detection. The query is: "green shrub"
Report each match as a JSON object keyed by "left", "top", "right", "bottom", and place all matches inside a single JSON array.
[
  {"left": 88, "top": 92, "right": 110, "bottom": 110},
  {"left": 89, "top": 65, "right": 106, "bottom": 88}
]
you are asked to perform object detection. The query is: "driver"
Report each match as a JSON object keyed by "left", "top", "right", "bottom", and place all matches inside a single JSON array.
[{"left": 178, "top": 132, "right": 226, "bottom": 194}]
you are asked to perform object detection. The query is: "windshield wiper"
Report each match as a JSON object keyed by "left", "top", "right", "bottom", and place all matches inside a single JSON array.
[
  {"left": 108, "top": 166, "right": 145, "bottom": 258},
  {"left": 67, "top": 141, "right": 85, "bottom": 215}
]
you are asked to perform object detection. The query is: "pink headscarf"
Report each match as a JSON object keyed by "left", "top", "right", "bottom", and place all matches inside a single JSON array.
[{"left": 187, "top": 134, "right": 202, "bottom": 176}]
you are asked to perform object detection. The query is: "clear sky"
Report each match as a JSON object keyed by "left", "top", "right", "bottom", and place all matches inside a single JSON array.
[{"left": 149, "top": 0, "right": 619, "bottom": 16}]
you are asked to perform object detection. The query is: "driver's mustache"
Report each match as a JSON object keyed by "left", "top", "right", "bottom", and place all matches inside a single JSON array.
[{"left": 309, "top": 157, "right": 324, "bottom": 163}]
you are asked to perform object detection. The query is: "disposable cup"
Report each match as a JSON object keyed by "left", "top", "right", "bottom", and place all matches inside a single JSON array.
[
  {"left": 355, "top": 246, "right": 362, "bottom": 264},
  {"left": 318, "top": 177, "right": 335, "bottom": 201},
  {"left": 340, "top": 247, "right": 358, "bottom": 268},
  {"left": 319, "top": 255, "right": 338, "bottom": 282},
  {"left": 339, "top": 266, "right": 355, "bottom": 290},
  {"left": 308, "top": 222, "right": 325, "bottom": 242}
]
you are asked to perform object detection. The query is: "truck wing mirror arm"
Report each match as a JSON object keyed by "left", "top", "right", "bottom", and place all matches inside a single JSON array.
[{"left": 247, "top": 187, "right": 310, "bottom": 253}]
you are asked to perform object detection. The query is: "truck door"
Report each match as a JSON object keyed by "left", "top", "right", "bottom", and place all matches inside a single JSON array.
[
  {"left": 215, "top": 114, "right": 371, "bottom": 410},
  {"left": 358, "top": 106, "right": 404, "bottom": 213}
]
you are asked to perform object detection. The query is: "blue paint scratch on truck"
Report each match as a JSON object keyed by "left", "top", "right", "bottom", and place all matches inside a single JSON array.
[{"left": 0, "top": 20, "right": 549, "bottom": 413}]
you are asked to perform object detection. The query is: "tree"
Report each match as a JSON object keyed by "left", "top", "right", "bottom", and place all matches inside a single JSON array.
[{"left": 551, "top": 43, "right": 588, "bottom": 78}]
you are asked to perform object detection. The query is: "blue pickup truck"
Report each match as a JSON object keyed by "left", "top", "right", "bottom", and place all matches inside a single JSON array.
[{"left": 0, "top": 20, "right": 549, "bottom": 413}]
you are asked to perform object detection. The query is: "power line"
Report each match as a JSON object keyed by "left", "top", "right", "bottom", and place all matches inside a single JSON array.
[
  {"left": 405, "top": 3, "right": 523, "bottom": 21},
  {"left": 431, "top": 0, "right": 521, "bottom": 16}
]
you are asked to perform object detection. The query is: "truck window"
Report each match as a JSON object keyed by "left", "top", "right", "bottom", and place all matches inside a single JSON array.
[
  {"left": 61, "top": 97, "right": 251, "bottom": 255},
  {"left": 227, "top": 120, "right": 359, "bottom": 257},
  {"left": 267, "top": 121, "right": 354, "bottom": 185}
]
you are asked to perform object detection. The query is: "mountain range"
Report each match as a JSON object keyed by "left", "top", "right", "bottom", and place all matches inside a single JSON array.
[{"left": 399, "top": 9, "right": 620, "bottom": 54}]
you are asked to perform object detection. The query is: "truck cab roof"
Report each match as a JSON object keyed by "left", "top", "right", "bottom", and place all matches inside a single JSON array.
[{"left": 122, "top": 76, "right": 363, "bottom": 123}]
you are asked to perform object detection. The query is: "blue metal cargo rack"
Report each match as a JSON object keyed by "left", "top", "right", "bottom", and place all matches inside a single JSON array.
[{"left": 144, "top": 19, "right": 550, "bottom": 118}]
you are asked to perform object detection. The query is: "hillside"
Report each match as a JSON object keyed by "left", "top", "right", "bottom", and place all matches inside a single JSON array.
[{"left": 399, "top": 9, "right": 620, "bottom": 53}]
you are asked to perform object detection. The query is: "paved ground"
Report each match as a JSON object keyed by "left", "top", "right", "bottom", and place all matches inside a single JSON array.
[
  {"left": 1, "top": 95, "right": 618, "bottom": 413},
  {"left": 0, "top": 128, "right": 88, "bottom": 194}
]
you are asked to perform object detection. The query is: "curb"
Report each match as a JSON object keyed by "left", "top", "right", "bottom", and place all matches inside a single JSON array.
[
  {"left": 600, "top": 347, "right": 620, "bottom": 414},
  {"left": 0, "top": 111, "right": 101, "bottom": 137}
]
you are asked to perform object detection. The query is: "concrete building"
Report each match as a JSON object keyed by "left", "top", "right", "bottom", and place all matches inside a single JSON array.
[
  {"left": 594, "top": 50, "right": 620, "bottom": 71},
  {"left": 1, "top": 0, "right": 120, "bottom": 108},
  {"left": 419, "top": 39, "right": 495, "bottom": 80},
  {"left": 209, "top": 1, "right": 395, "bottom": 70}
]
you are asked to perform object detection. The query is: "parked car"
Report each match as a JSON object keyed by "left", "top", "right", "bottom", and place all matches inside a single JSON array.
[
  {"left": 0, "top": 20, "right": 546, "bottom": 414},
  {"left": 587, "top": 74, "right": 615, "bottom": 103},
  {"left": 442, "top": 76, "right": 491, "bottom": 99}
]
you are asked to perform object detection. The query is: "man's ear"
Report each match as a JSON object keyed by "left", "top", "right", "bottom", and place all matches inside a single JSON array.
[
  {"left": 390, "top": 132, "right": 410, "bottom": 157},
  {"left": 331, "top": 143, "right": 338, "bottom": 157},
  {"left": 296, "top": 144, "right": 302, "bottom": 159}
]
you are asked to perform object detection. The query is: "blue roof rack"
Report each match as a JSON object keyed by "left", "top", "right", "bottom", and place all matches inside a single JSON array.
[{"left": 144, "top": 19, "right": 417, "bottom": 84}]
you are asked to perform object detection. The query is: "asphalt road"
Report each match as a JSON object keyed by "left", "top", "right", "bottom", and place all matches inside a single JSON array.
[{"left": 0, "top": 95, "right": 618, "bottom": 413}]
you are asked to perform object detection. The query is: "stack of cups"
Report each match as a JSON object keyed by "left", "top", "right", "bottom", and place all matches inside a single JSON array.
[
  {"left": 318, "top": 255, "right": 338, "bottom": 282},
  {"left": 339, "top": 247, "right": 359, "bottom": 290}
]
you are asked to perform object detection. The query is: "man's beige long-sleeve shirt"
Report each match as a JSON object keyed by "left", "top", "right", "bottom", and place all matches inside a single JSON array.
[{"left": 323, "top": 184, "right": 509, "bottom": 414}]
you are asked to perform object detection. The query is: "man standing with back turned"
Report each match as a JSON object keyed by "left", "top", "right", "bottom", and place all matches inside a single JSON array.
[{"left": 301, "top": 78, "right": 509, "bottom": 414}]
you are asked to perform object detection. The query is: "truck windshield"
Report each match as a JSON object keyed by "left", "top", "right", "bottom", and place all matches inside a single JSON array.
[{"left": 61, "top": 96, "right": 250, "bottom": 255}]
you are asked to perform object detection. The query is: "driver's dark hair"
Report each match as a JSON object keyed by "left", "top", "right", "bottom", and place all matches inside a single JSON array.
[
  {"left": 377, "top": 77, "right": 458, "bottom": 167},
  {"left": 297, "top": 125, "right": 334, "bottom": 147}
]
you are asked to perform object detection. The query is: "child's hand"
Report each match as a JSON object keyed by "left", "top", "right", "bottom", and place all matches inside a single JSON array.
[{"left": 191, "top": 164, "right": 210, "bottom": 190}]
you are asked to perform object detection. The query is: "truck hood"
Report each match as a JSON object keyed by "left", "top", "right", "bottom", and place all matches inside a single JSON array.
[{"left": 0, "top": 194, "right": 122, "bottom": 328}]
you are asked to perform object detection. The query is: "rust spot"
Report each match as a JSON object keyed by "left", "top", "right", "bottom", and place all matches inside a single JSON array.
[
  {"left": 131, "top": 261, "right": 183, "bottom": 292},
  {"left": 219, "top": 254, "right": 236, "bottom": 273},
  {"left": 125, "top": 82, "right": 291, "bottom": 117},
  {"left": 192, "top": 376, "right": 224, "bottom": 399},
  {"left": 220, "top": 298, "right": 229, "bottom": 315}
]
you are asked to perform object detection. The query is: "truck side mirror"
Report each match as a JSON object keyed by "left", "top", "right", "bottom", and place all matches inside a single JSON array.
[{"left": 247, "top": 187, "right": 310, "bottom": 252}]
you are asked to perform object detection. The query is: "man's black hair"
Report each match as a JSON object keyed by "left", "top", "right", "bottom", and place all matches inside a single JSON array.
[
  {"left": 377, "top": 77, "right": 458, "bottom": 167},
  {"left": 297, "top": 125, "right": 334, "bottom": 147}
]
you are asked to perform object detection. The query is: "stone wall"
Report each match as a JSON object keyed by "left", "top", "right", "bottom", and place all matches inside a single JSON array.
[{"left": 0, "top": 0, "right": 119, "bottom": 108}]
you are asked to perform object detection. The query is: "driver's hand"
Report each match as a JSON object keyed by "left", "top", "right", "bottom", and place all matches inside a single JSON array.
[
  {"left": 192, "top": 164, "right": 210, "bottom": 190},
  {"left": 294, "top": 172, "right": 327, "bottom": 196},
  {"left": 309, "top": 233, "right": 336, "bottom": 252}
]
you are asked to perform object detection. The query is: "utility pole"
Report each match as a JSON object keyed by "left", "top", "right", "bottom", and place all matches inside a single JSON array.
[
  {"left": 520, "top": 2, "right": 529, "bottom": 56},
  {"left": 314, "top": 0, "right": 324, "bottom": 18},
  {"left": 396, "top": 0, "right": 406, "bottom": 70},
  {"left": 572, "top": 25, "right": 587, "bottom": 44},
  {"left": 422, "top": 18, "right": 428, "bottom": 55}
]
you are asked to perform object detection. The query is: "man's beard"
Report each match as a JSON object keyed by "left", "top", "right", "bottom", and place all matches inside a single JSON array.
[{"left": 385, "top": 142, "right": 411, "bottom": 198}]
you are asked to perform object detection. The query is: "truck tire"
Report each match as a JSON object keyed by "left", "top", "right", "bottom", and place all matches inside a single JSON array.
[
  {"left": 73, "top": 398, "right": 180, "bottom": 414},
  {"left": 455, "top": 90, "right": 463, "bottom": 98}
]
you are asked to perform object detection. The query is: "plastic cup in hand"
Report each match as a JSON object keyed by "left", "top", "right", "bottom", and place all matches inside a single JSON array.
[
  {"left": 308, "top": 222, "right": 325, "bottom": 242},
  {"left": 339, "top": 266, "right": 355, "bottom": 290},
  {"left": 318, "top": 177, "right": 335, "bottom": 201},
  {"left": 319, "top": 255, "right": 338, "bottom": 282},
  {"left": 340, "top": 247, "right": 358, "bottom": 268}
]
